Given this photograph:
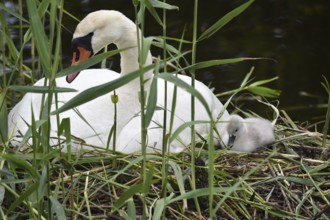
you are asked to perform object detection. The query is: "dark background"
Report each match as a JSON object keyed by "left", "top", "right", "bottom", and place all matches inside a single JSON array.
[{"left": 4, "top": 0, "right": 330, "bottom": 124}]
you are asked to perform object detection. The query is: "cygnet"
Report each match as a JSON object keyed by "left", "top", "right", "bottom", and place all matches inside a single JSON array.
[{"left": 226, "top": 114, "right": 275, "bottom": 152}]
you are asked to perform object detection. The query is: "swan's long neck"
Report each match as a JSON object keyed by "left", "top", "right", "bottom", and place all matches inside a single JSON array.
[{"left": 115, "top": 32, "right": 153, "bottom": 91}]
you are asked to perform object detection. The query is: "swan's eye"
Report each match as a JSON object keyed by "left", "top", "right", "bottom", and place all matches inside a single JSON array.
[{"left": 75, "top": 50, "right": 80, "bottom": 62}]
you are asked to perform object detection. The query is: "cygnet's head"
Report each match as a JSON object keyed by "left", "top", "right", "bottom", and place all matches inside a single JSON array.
[{"left": 226, "top": 114, "right": 246, "bottom": 137}]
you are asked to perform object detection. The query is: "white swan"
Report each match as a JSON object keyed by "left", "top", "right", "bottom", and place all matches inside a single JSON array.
[
  {"left": 226, "top": 114, "right": 275, "bottom": 152},
  {"left": 8, "top": 10, "right": 229, "bottom": 153}
]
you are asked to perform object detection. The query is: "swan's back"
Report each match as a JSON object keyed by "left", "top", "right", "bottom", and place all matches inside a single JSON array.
[
  {"left": 118, "top": 74, "right": 229, "bottom": 153},
  {"left": 8, "top": 69, "right": 119, "bottom": 148}
]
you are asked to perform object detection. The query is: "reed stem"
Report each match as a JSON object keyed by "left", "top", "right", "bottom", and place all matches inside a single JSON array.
[{"left": 190, "top": 0, "right": 202, "bottom": 216}]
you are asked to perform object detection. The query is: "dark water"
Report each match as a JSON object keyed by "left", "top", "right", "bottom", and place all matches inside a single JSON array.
[{"left": 3, "top": 0, "right": 330, "bottom": 124}]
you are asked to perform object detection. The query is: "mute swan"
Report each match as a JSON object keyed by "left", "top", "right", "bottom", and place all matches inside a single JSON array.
[
  {"left": 226, "top": 114, "right": 275, "bottom": 152},
  {"left": 8, "top": 10, "right": 229, "bottom": 153}
]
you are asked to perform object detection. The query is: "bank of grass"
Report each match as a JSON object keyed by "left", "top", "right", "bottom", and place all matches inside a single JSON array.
[
  {"left": 0, "top": 0, "right": 330, "bottom": 219},
  {"left": 1, "top": 114, "right": 329, "bottom": 219}
]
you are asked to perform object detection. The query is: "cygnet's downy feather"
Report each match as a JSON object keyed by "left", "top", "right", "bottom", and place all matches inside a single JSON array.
[{"left": 226, "top": 114, "right": 275, "bottom": 152}]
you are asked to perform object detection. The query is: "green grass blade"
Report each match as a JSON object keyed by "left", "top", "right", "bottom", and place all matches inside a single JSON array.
[
  {"left": 141, "top": 37, "right": 154, "bottom": 65},
  {"left": 168, "top": 161, "right": 187, "bottom": 208},
  {"left": 144, "top": 0, "right": 163, "bottom": 26},
  {"left": 156, "top": 74, "right": 212, "bottom": 117},
  {"left": 249, "top": 76, "right": 279, "bottom": 87},
  {"left": 153, "top": 193, "right": 175, "bottom": 220},
  {"left": 185, "top": 57, "right": 258, "bottom": 71},
  {"left": 0, "top": 13, "right": 19, "bottom": 61},
  {"left": 7, "top": 182, "right": 39, "bottom": 215},
  {"left": 145, "top": 60, "right": 160, "bottom": 127},
  {"left": 112, "top": 183, "right": 143, "bottom": 211},
  {"left": 142, "top": 164, "right": 154, "bottom": 194},
  {"left": 57, "top": 118, "right": 72, "bottom": 160},
  {"left": 212, "top": 150, "right": 277, "bottom": 215},
  {"left": 37, "top": 165, "right": 48, "bottom": 203},
  {"left": 169, "top": 120, "right": 210, "bottom": 144},
  {"left": 52, "top": 64, "right": 155, "bottom": 114},
  {"left": 56, "top": 49, "right": 126, "bottom": 78},
  {"left": 321, "top": 75, "right": 330, "bottom": 147},
  {"left": 247, "top": 86, "right": 281, "bottom": 98},
  {"left": 145, "top": 76, "right": 158, "bottom": 127},
  {"left": 1, "top": 154, "right": 39, "bottom": 178},
  {"left": 50, "top": 196, "right": 66, "bottom": 219},
  {"left": 0, "top": 92, "right": 8, "bottom": 142},
  {"left": 153, "top": 186, "right": 234, "bottom": 217},
  {"left": 0, "top": 3, "right": 29, "bottom": 23},
  {"left": 19, "top": 119, "right": 47, "bottom": 147},
  {"left": 198, "top": 0, "right": 255, "bottom": 41},
  {"left": 9, "top": 85, "right": 77, "bottom": 93},
  {"left": 126, "top": 198, "right": 137, "bottom": 219},
  {"left": 26, "top": 0, "right": 51, "bottom": 75},
  {"left": 149, "top": 0, "right": 178, "bottom": 10}
]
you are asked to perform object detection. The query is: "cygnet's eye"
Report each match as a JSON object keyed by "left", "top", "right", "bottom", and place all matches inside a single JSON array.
[{"left": 234, "top": 128, "right": 239, "bottom": 133}]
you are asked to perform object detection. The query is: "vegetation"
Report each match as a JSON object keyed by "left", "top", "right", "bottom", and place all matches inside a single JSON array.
[{"left": 0, "top": 0, "right": 329, "bottom": 219}]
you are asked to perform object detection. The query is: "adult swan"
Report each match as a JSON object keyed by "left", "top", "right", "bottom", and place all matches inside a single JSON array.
[{"left": 8, "top": 10, "right": 229, "bottom": 153}]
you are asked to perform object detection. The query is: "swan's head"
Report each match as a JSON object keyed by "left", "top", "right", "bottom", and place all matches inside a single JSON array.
[
  {"left": 67, "top": 10, "right": 137, "bottom": 83},
  {"left": 226, "top": 114, "right": 246, "bottom": 146}
]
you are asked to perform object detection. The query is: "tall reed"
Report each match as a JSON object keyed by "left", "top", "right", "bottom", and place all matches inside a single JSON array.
[{"left": 6, "top": 0, "right": 326, "bottom": 219}]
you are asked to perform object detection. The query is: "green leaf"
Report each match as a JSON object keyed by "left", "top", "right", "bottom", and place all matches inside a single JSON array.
[
  {"left": 145, "top": 77, "right": 158, "bottom": 127},
  {"left": 142, "top": 164, "right": 154, "bottom": 194},
  {"left": 152, "top": 38, "right": 180, "bottom": 55},
  {"left": 154, "top": 186, "right": 232, "bottom": 218},
  {"left": 198, "top": 0, "right": 255, "bottom": 41},
  {"left": 156, "top": 74, "right": 212, "bottom": 117},
  {"left": 153, "top": 193, "right": 175, "bottom": 220},
  {"left": 0, "top": 14, "right": 19, "bottom": 61},
  {"left": 26, "top": 0, "right": 51, "bottom": 75},
  {"left": 141, "top": 37, "right": 154, "bottom": 65},
  {"left": 149, "top": 0, "right": 178, "bottom": 10},
  {"left": 249, "top": 76, "right": 279, "bottom": 87},
  {"left": 50, "top": 196, "right": 66, "bottom": 219},
  {"left": 19, "top": 119, "right": 47, "bottom": 147},
  {"left": 185, "top": 57, "right": 257, "bottom": 71},
  {"left": 57, "top": 118, "right": 72, "bottom": 160},
  {"left": 144, "top": 0, "right": 163, "bottom": 26},
  {"left": 7, "top": 182, "right": 39, "bottom": 215},
  {"left": 56, "top": 49, "right": 126, "bottom": 78},
  {"left": 0, "top": 92, "right": 8, "bottom": 142},
  {"left": 247, "top": 86, "right": 281, "bottom": 98},
  {"left": 37, "top": 166, "right": 48, "bottom": 203},
  {"left": 1, "top": 154, "right": 39, "bottom": 179},
  {"left": 113, "top": 183, "right": 143, "bottom": 211},
  {"left": 145, "top": 60, "right": 160, "bottom": 127},
  {"left": 52, "top": 64, "right": 155, "bottom": 114},
  {"left": 170, "top": 120, "right": 210, "bottom": 144},
  {"left": 0, "top": 3, "right": 29, "bottom": 23},
  {"left": 9, "top": 85, "right": 77, "bottom": 93},
  {"left": 127, "top": 198, "right": 137, "bottom": 219}
]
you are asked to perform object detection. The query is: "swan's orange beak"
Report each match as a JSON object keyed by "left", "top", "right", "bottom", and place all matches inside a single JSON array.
[{"left": 66, "top": 47, "right": 93, "bottom": 83}]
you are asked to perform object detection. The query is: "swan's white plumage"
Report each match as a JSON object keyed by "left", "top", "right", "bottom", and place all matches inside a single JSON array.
[
  {"left": 226, "top": 114, "right": 275, "bottom": 152},
  {"left": 118, "top": 75, "right": 230, "bottom": 153},
  {"left": 8, "top": 10, "right": 229, "bottom": 153}
]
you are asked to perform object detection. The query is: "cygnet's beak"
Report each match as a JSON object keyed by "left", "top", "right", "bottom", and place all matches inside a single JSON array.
[
  {"left": 66, "top": 47, "right": 93, "bottom": 83},
  {"left": 228, "top": 135, "right": 236, "bottom": 146}
]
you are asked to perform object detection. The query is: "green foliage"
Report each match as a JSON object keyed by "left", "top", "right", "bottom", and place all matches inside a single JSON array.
[
  {"left": 0, "top": 0, "right": 329, "bottom": 219},
  {"left": 321, "top": 76, "right": 330, "bottom": 148},
  {"left": 198, "top": 0, "right": 255, "bottom": 41}
]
